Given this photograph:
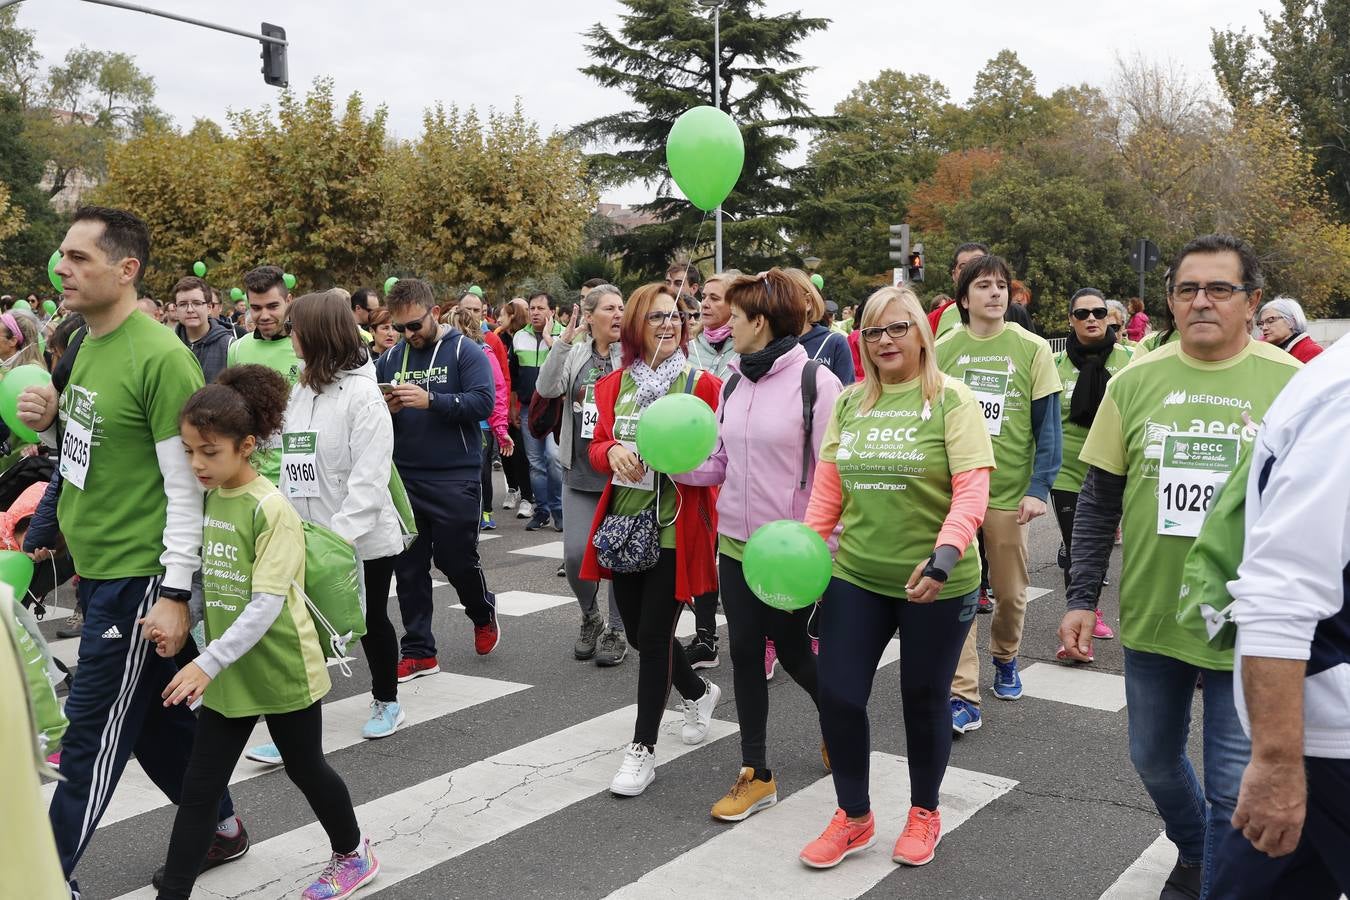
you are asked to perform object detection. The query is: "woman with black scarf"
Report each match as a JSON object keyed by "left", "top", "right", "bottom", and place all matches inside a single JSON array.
[{"left": 1051, "top": 289, "right": 1135, "bottom": 652}]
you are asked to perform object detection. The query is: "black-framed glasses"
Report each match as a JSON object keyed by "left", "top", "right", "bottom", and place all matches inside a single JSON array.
[
  {"left": 645, "top": 310, "right": 689, "bottom": 325},
  {"left": 1071, "top": 307, "right": 1109, "bottom": 321},
  {"left": 391, "top": 311, "right": 431, "bottom": 333},
  {"left": 860, "top": 321, "right": 911, "bottom": 343},
  {"left": 1170, "top": 282, "right": 1251, "bottom": 302}
]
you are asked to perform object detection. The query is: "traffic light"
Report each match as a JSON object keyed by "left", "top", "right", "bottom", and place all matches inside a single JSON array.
[
  {"left": 908, "top": 243, "right": 925, "bottom": 283},
  {"left": 888, "top": 224, "right": 910, "bottom": 264},
  {"left": 261, "top": 22, "right": 288, "bottom": 87}
]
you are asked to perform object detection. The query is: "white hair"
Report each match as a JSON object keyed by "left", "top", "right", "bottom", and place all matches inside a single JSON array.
[{"left": 1260, "top": 296, "right": 1308, "bottom": 334}]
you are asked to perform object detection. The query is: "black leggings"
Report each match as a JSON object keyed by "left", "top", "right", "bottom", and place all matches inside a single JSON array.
[
  {"left": 719, "top": 554, "right": 818, "bottom": 768},
  {"left": 1051, "top": 488, "right": 1078, "bottom": 589},
  {"left": 817, "top": 578, "right": 977, "bottom": 815},
  {"left": 156, "top": 702, "right": 360, "bottom": 900},
  {"left": 503, "top": 422, "right": 533, "bottom": 502},
  {"left": 360, "top": 555, "right": 400, "bottom": 703},
  {"left": 611, "top": 549, "right": 706, "bottom": 749}
]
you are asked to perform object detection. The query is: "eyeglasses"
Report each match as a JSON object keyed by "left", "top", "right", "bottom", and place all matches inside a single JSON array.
[
  {"left": 391, "top": 311, "right": 431, "bottom": 333},
  {"left": 1071, "top": 307, "right": 1109, "bottom": 321},
  {"left": 179, "top": 300, "right": 209, "bottom": 309},
  {"left": 645, "top": 310, "right": 689, "bottom": 325},
  {"left": 860, "top": 321, "right": 911, "bottom": 343},
  {"left": 1170, "top": 282, "right": 1251, "bottom": 302},
  {"left": 1256, "top": 316, "right": 1285, "bottom": 328}
]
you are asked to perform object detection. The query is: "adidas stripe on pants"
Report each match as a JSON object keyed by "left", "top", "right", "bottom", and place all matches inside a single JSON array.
[{"left": 49, "top": 575, "right": 234, "bottom": 884}]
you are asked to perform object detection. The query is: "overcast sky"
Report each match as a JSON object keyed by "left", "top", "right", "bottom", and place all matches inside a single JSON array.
[{"left": 14, "top": 0, "right": 1273, "bottom": 206}]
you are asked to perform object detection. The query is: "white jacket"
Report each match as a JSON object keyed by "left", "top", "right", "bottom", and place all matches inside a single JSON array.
[
  {"left": 282, "top": 358, "right": 403, "bottom": 561},
  {"left": 1230, "top": 335, "right": 1350, "bottom": 759}
]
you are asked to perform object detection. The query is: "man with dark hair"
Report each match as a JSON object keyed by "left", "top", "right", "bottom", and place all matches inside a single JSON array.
[
  {"left": 351, "top": 287, "right": 379, "bottom": 328},
  {"left": 172, "top": 276, "right": 232, "bottom": 383},
  {"left": 510, "top": 291, "right": 565, "bottom": 531},
  {"left": 208, "top": 286, "right": 243, "bottom": 337},
  {"left": 16, "top": 206, "right": 247, "bottom": 893},
  {"left": 376, "top": 278, "right": 500, "bottom": 678},
  {"left": 227, "top": 265, "right": 300, "bottom": 483},
  {"left": 1058, "top": 234, "right": 1302, "bottom": 898},
  {"left": 665, "top": 260, "right": 702, "bottom": 295}
]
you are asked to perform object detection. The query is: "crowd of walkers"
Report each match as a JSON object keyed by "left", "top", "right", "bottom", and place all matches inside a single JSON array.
[{"left": 4, "top": 205, "right": 1346, "bottom": 900}]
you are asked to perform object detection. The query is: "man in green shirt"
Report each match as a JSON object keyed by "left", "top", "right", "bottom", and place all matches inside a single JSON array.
[
  {"left": 932, "top": 242, "right": 989, "bottom": 340},
  {"left": 227, "top": 265, "right": 300, "bottom": 482},
  {"left": 18, "top": 206, "right": 247, "bottom": 891},
  {"left": 937, "top": 254, "right": 1062, "bottom": 733},
  {"left": 1058, "top": 234, "right": 1301, "bottom": 898}
]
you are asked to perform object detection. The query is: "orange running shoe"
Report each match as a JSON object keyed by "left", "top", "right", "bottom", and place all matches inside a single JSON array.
[
  {"left": 892, "top": 806, "right": 942, "bottom": 866},
  {"left": 799, "top": 809, "right": 875, "bottom": 869}
]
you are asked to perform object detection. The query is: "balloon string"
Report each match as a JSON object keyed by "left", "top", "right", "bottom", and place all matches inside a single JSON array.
[{"left": 650, "top": 210, "right": 712, "bottom": 371}]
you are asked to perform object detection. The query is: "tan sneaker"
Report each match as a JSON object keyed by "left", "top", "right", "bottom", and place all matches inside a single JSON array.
[{"left": 711, "top": 767, "right": 778, "bottom": 822}]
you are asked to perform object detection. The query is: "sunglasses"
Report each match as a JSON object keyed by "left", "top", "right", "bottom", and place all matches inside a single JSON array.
[
  {"left": 1071, "top": 307, "right": 1109, "bottom": 321},
  {"left": 391, "top": 311, "right": 431, "bottom": 333}
]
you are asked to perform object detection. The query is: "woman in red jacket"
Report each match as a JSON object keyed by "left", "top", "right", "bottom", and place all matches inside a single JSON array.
[
  {"left": 1258, "top": 297, "right": 1324, "bottom": 363},
  {"left": 581, "top": 282, "right": 722, "bottom": 798}
]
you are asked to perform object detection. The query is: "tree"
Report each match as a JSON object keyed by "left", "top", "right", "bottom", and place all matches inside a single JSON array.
[
  {"left": 0, "top": 8, "right": 41, "bottom": 110},
  {"left": 575, "top": 0, "right": 832, "bottom": 276},
  {"left": 0, "top": 93, "right": 61, "bottom": 294},
  {"left": 387, "top": 102, "right": 595, "bottom": 296},
  {"left": 960, "top": 50, "right": 1063, "bottom": 148}
]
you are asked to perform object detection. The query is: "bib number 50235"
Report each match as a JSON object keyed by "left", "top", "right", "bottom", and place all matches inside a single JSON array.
[
  {"left": 1156, "top": 432, "right": 1239, "bottom": 538},
  {"left": 60, "top": 418, "right": 93, "bottom": 490}
]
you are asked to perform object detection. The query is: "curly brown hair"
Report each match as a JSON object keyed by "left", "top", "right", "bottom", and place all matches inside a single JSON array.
[{"left": 180, "top": 364, "right": 289, "bottom": 447}]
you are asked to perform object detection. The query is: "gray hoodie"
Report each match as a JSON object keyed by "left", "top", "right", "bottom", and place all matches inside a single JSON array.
[{"left": 176, "top": 318, "right": 234, "bottom": 383}]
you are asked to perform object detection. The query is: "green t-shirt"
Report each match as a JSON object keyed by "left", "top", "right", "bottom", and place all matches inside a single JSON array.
[
  {"left": 58, "top": 310, "right": 204, "bottom": 580},
  {"left": 1133, "top": 328, "right": 1180, "bottom": 358},
  {"left": 1079, "top": 340, "right": 1300, "bottom": 669},
  {"left": 226, "top": 332, "right": 301, "bottom": 482},
  {"left": 820, "top": 375, "right": 995, "bottom": 599},
  {"left": 935, "top": 302, "right": 962, "bottom": 339},
  {"left": 935, "top": 323, "right": 1061, "bottom": 510},
  {"left": 718, "top": 535, "right": 747, "bottom": 561},
  {"left": 609, "top": 369, "right": 693, "bottom": 548},
  {"left": 1052, "top": 344, "right": 1135, "bottom": 493},
  {"left": 201, "top": 477, "right": 330, "bottom": 717}
]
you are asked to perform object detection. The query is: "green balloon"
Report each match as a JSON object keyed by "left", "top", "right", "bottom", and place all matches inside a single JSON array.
[
  {"left": 810, "top": 273, "right": 825, "bottom": 290},
  {"left": 42, "top": 300, "right": 57, "bottom": 315},
  {"left": 743, "top": 520, "right": 832, "bottom": 611},
  {"left": 47, "top": 250, "right": 63, "bottom": 292},
  {"left": 282, "top": 273, "right": 297, "bottom": 291},
  {"left": 230, "top": 287, "right": 245, "bottom": 302},
  {"left": 13, "top": 299, "right": 30, "bottom": 311},
  {"left": 0, "top": 365, "right": 53, "bottom": 445},
  {"left": 634, "top": 393, "right": 717, "bottom": 475},
  {"left": 0, "top": 549, "right": 34, "bottom": 598},
  {"left": 469, "top": 285, "right": 484, "bottom": 298},
  {"left": 192, "top": 260, "right": 207, "bottom": 277},
  {"left": 384, "top": 276, "right": 399, "bottom": 294},
  {"left": 666, "top": 106, "right": 745, "bottom": 212}
]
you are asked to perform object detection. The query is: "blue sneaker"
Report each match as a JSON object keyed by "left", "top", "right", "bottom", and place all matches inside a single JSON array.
[
  {"left": 361, "top": 700, "right": 406, "bottom": 740},
  {"left": 992, "top": 656, "right": 1023, "bottom": 700},
  {"left": 950, "top": 698, "right": 982, "bottom": 734},
  {"left": 244, "top": 742, "right": 282, "bottom": 765},
  {"left": 480, "top": 512, "right": 496, "bottom": 531}
]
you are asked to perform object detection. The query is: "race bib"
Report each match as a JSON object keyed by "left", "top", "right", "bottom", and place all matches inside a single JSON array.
[
  {"left": 964, "top": 369, "right": 1009, "bottom": 436},
  {"left": 611, "top": 414, "right": 654, "bottom": 490},
  {"left": 580, "top": 384, "right": 599, "bottom": 440},
  {"left": 1157, "top": 433, "right": 1239, "bottom": 538},
  {"left": 59, "top": 416, "right": 92, "bottom": 491},
  {"left": 280, "top": 431, "right": 321, "bottom": 499}
]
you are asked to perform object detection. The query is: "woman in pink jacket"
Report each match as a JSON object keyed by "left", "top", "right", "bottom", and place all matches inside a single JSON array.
[
  {"left": 677, "top": 268, "right": 842, "bottom": 822},
  {"left": 450, "top": 306, "right": 514, "bottom": 529}
]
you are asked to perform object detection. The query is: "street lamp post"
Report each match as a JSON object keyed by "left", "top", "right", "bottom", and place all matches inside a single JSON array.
[{"left": 698, "top": 0, "right": 724, "bottom": 273}]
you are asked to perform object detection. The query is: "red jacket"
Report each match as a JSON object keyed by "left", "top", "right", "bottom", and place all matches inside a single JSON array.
[
  {"left": 580, "top": 365, "right": 721, "bottom": 602},
  {"left": 1284, "top": 332, "right": 1323, "bottom": 363}
]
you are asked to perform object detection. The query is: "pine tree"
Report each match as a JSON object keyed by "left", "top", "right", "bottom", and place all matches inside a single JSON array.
[{"left": 575, "top": 0, "right": 832, "bottom": 277}]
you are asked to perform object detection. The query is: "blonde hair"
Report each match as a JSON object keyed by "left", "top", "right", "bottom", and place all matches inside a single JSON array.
[
  {"left": 703, "top": 268, "right": 743, "bottom": 290},
  {"left": 449, "top": 305, "right": 484, "bottom": 344},
  {"left": 853, "top": 286, "right": 943, "bottom": 414},
  {"left": 781, "top": 268, "right": 824, "bottom": 326}
]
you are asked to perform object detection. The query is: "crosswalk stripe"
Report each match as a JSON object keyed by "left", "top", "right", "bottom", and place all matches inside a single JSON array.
[
  {"left": 1098, "top": 831, "right": 1170, "bottom": 899},
  {"left": 450, "top": 590, "right": 575, "bottom": 616},
  {"left": 388, "top": 579, "right": 447, "bottom": 597},
  {"left": 43, "top": 672, "right": 530, "bottom": 830},
  {"left": 1026, "top": 586, "right": 1052, "bottom": 603},
  {"left": 1018, "top": 663, "right": 1127, "bottom": 711},
  {"left": 111, "top": 704, "right": 738, "bottom": 899},
  {"left": 509, "top": 540, "right": 564, "bottom": 559},
  {"left": 675, "top": 612, "right": 728, "bottom": 639},
  {"left": 606, "top": 752, "right": 1017, "bottom": 898}
]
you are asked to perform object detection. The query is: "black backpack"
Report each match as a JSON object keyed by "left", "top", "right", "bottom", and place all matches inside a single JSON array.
[{"left": 720, "top": 359, "right": 821, "bottom": 490}]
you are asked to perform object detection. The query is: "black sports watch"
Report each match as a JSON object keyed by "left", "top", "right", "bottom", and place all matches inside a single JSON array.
[{"left": 160, "top": 587, "right": 191, "bottom": 603}]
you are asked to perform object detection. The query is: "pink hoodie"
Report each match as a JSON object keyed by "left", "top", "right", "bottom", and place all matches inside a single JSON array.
[{"left": 677, "top": 343, "right": 843, "bottom": 542}]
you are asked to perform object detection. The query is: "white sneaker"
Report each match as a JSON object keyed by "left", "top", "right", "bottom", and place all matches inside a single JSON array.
[
  {"left": 516, "top": 499, "right": 534, "bottom": 520},
  {"left": 681, "top": 677, "right": 721, "bottom": 745},
  {"left": 502, "top": 488, "right": 520, "bottom": 510},
  {"left": 610, "top": 742, "right": 656, "bottom": 796}
]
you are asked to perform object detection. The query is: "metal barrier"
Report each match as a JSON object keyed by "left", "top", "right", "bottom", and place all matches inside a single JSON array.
[{"left": 1047, "top": 337, "right": 1067, "bottom": 353}]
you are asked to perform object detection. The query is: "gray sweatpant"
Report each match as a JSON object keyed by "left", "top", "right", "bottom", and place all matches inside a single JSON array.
[{"left": 562, "top": 483, "right": 624, "bottom": 631}]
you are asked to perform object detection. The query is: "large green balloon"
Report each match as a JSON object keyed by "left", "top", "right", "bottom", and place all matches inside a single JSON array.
[
  {"left": 47, "top": 250, "right": 63, "bottom": 292},
  {"left": 0, "top": 365, "right": 53, "bottom": 445},
  {"left": 42, "top": 300, "right": 58, "bottom": 316},
  {"left": 0, "top": 550, "right": 34, "bottom": 598},
  {"left": 810, "top": 273, "right": 825, "bottom": 290},
  {"left": 383, "top": 276, "right": 399, "bottom": 294},
  {"left": 743, "top": 520, "right": 832, "bottom": 611},
  {"left": 282, "top": 273, "right": 297, "bottom": 291},
  {"left": 192, "top": 260, "right": 207, "bottom": 277},
  {"left": 635, "top": 393, "right": 717, "bottom": 474},
  {"left": 230, "top": 287, "right": 245, "bottom": 302},
  {"left": 13, "top": 299, "right": 30, "bottom": 311},
  {"left": 666, "top": 106, "right": 745, "bottom": 212}
]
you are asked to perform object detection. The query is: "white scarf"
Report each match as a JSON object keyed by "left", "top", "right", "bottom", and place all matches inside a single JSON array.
[{"left": 630, "top": 351, "right": 687, "bottom": 409}]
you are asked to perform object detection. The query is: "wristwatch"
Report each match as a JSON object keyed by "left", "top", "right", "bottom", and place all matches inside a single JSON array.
[
  {"left": 921, "top": 553, "right": 950, "bottom": 584},
  {"left": 160, "top": 586, "right": 191, "bottom": 603}
]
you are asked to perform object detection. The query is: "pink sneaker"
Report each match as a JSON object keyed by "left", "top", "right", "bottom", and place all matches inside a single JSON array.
[
  {"left": 302, "top": 838, "right": 379, "bottom": 899},
  {"left": 765, "top": 640, "right": 778, "bottom": 680},
  {"left": 1093, "top": 609, "right": 1115, "bottom": 640},
  {"left": 811, "top": 637, "right": 819, "bottom": 656}
]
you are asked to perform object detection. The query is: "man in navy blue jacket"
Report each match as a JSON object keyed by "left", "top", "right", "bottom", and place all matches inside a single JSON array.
[{"left": 376, "top": 278, "right": 499, "bottom": 678}]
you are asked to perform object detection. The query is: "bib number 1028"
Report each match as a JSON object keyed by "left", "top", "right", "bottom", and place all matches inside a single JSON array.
[{"left": 1161, "top": 481, "right": 1215, "bottom": 514}]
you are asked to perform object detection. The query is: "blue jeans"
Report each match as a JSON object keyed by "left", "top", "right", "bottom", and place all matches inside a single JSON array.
[
  {"left": 1123, "top": 647, "right": 1250, "bottom": 898},
  {"left": 520, "top": 406, "right": 563, "bottom": 521}
]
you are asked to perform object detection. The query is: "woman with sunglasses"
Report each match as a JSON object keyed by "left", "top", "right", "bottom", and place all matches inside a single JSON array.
[
  {"left": 675, "top": 268, "right": 843, "bottom": 821},
  {"left": 1050, "top": 290, "right": 1133, "bottom": 657},
  {"left": 580, "top": 283, "right": 723, "bottom": 798},
  {"left": 799, "top": 285, "right": 993, "bottom": 870}
]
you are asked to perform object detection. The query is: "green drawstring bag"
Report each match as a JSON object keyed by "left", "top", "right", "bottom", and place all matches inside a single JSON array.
[
  {"left": 295, "top": 518, "right": 365, "bottom": 667},
  {"left": 389, "top": 464, "right": 418, "bottom": 550},
  {"left": 6, "top": 598, "right": 68, "bottom": 759},
  {"left": 1175, "top": 441, "right": 1254, "bottom": 652}
]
